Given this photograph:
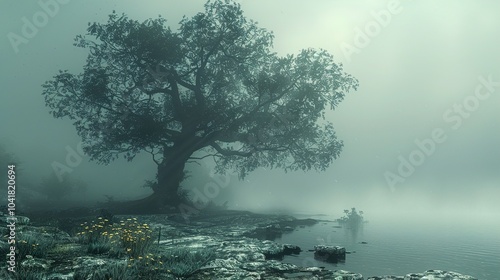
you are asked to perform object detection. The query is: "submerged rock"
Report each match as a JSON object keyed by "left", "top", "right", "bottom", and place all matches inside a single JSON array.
[{"left": 283, "top": 244, "right": 301, "bottom": 255}]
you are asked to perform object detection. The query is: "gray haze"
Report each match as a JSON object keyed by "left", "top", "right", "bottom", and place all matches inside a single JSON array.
[{"left": 1, "top": 0, "right": 499, "bottom": 222}]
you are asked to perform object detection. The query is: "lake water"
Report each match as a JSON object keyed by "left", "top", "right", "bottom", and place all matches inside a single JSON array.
[{"left": 274, "top": 214, "right": 500, "bottom": 279}]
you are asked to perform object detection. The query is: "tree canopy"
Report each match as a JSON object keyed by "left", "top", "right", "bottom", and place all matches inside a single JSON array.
[{"left": 42, "top": 0, "right": 358, "bottom": 207}]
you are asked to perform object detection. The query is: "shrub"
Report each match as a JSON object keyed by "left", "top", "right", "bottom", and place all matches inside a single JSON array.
[
  {"left": 338, "top": 207, "right": 364, "bottom": 226},
  {"left": 77, "top": 217, "right": 153, "bottom": 258},
  {"left": 77, "top": 217, "right": 112, "bottom": 244},
  {"left": 109, "top": 217, "right": 153, "bottom": 258},
  {"left": 127, "top": 254, "right": 166, "bottom": 279}
]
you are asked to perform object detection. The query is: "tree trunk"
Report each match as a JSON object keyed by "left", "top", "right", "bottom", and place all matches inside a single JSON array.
[
  {"left": 103, "top": 140, "right": 196, "bottom": 214},
  {"left": 154, "top": 156, "right": 186, "bottom": 206},
  {"left": 152, "top": 142, "right": 194, "bottom": 207}
]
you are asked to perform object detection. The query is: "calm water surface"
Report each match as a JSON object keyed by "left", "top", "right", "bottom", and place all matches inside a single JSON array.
[{"left": 275, "top": 214, "right": 500, "bottom": 279}]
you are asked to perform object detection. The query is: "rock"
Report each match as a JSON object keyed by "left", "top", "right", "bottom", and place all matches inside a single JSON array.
[
  {"left": 283, "top": 244, "right": 301, "bottom": 255},
  {"left": 240, "top": 260, "right": 297, "bottom": 272},
  {"left": 283, "top": 271, "right": 319, "bottom": 279},
  {"left": 261, "top": 240, "right": 285, "bottom": 260},
  {"left": 331, "top": 269, "right": 363, "bottom": 280},
  {"left": 314, "top": 245, "right": 346, "bottom": 263},
  {"left": 413, "top": 269, "right": 477, "bottom": 280},
  {"left": 298, "top": 268, "right": 362, "bottom": 279},
  {"left": 0, "top": 215, "right": 30, "bottom": 225},
  {"left": 21, "top": 255, "right": 54, "bottom": 270},
  {"left": 21, "top": 225, "right": 74, "bottom": 244},
  {"left": 283, "top": 226, "right": 294, "bottom": 231},
  {"left": 203, "top": 257, "right": 240, "bottom": 270},
  {"left": 368, "top": 276, "right": 395, "bottom": 279},
  {"left": 305, "top": 267, "right": 324, "bottom": 272},
  {"left": 245, "top": 224, "right": 284, "bottom": 240},
  {"left": 367, "top": 270, "right": 478, "bottom": 280}
]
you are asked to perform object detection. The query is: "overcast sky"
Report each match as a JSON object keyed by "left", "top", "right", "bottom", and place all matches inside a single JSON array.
[{"left": 1, "top": 0, "right": 499, "bottom": 220}]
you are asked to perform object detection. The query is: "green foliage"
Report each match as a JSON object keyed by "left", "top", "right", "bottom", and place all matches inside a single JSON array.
[{"left": 160, "top": 247, "right": 216, "bottom": 277}]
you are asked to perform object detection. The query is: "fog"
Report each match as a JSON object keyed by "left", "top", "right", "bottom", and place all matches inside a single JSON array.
[{"left": 1, "top": 0, "right": 499, "bottom": 225}]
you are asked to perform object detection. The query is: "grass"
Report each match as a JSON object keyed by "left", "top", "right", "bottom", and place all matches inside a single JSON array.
[
  {"left": 160, "top": 247, "right": 216, "bottom": 277},
  {"left": 0, "top": 265, "right": 46, "bottom": 280},
  {"left": 8, "top": 217, "right": 213, "bottom": 279},
  {"left": 15, "top": 231, "right": 56, "bottom": 260},
  {"left": 72, "top": 258, "right": 170, "bottom": 280},
  {"left": 86, "top": 240, "right": 111, "bottom": 254},
  {"left": 72, "top": 261, "right": 135, "bottom": 280}
]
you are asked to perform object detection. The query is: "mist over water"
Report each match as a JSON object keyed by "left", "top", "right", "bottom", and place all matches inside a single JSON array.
[{"left": 224, "top": 163, "right": 500, "bottom": 226}]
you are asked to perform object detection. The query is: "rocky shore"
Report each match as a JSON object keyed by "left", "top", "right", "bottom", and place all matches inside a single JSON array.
[{"left": 0, "top": 209, "right": 478, "bottom": 279}]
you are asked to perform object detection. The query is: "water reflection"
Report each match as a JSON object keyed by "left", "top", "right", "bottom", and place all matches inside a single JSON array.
[{"left": 336, "top": 207, "right": 365, "bottom": 243}]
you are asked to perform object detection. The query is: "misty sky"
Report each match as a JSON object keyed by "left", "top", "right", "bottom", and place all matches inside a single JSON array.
[{"left": 1, "top": 1, "right": 499, "bottom": 219}]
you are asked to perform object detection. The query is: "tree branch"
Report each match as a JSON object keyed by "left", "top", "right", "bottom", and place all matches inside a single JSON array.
[{"left": 210, "top": 141, "right": 253, "bottom": 157}]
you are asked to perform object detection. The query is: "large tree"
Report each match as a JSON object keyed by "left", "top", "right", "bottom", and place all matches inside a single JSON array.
[{"left": 42, "top": 0, "right": 358, "bottom": 210}]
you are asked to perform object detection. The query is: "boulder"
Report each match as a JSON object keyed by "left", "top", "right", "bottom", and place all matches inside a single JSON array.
[
  {"left": 283, "top": 244, "right": 301, "bottom": 255},
  {"left": 314, "top": 245, "right": 346, "bottom": 263}
]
